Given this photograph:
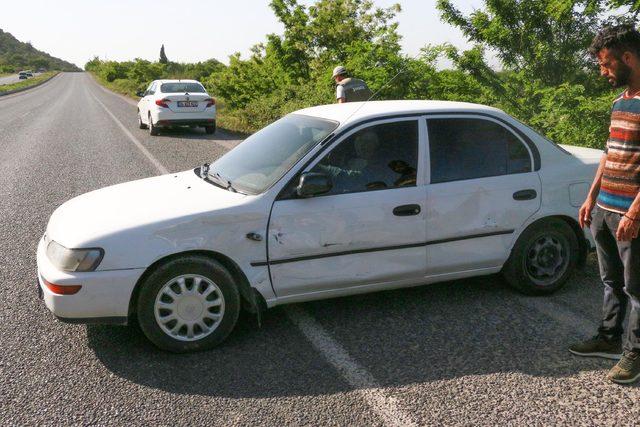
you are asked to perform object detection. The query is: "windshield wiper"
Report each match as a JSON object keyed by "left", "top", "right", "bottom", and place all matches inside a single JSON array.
[{"left": 208, "top": 169, "right": 240, "bottom": 193}]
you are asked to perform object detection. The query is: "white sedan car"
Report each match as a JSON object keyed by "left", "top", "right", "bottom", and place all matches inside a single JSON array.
[
  {"left": 37, "top": 100, "right": 601, "bottom": 352},
  {"left": 136, "top": 79, "right": 216, "bottom": 135}
]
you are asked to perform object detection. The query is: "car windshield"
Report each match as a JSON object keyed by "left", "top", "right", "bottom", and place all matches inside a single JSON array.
[
  {"left": 160, "top": 82, "right": 206, "bottom": 93},
  {"left": 209, "top": 114, "right": 338, "bottom": 194}
]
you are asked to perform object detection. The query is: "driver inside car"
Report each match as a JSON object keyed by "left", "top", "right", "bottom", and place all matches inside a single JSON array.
[{"left": 315, "top": 130, "right": 408, "bottom": 193}]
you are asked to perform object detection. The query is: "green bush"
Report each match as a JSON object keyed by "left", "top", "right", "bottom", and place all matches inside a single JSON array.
[{"left": 85, "top": 0, "right": 629, "bottom": 145}]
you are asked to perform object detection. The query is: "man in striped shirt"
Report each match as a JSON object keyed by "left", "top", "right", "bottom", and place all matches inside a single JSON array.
[{"left": 569, "top": 25, "right": 640, "bottom": 384}]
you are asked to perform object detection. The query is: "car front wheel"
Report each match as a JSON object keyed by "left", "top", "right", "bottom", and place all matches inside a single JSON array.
[
  {"left": 503, "top": 218, "right": 579, "bottom": 295},
  {"left": 137, "top": 256, "right": 240, "bottom": 352}
]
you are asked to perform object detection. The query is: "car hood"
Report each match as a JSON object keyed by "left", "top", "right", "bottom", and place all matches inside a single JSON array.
[{"left": 47, "top": 170, "right": 247, "bottom": 249}]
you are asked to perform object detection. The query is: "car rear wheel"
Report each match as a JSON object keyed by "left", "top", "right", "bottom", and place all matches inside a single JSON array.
[
  {"left": 503, "top": 218, "right": 578, "bottom": 295},
  {"left": 137, "top": 256, "right": 240, "bottom": 352},
  {"left": 205, "top": 125, "right": 216, "bottom": 134},
  {"left": 148, "top": 114, "right": 159, "bottom": 136},
  {"left": 138, "top": 111, "right": 147, "bottom": 129}
]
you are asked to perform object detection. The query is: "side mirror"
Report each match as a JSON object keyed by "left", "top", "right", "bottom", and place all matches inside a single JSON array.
[
  {"left": 136, "top": 90, "right": 146, "bottom": 97},
  {"left": 296, "top": 172, "right": 332, "bottom": 198}
]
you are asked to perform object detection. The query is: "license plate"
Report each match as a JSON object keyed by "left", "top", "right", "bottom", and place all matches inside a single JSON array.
[{"left": 177, "top": 101, "right": 198, "bottom": 107}]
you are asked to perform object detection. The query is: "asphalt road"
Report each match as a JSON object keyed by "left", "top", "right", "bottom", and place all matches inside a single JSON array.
[
  {"left": 1, "top": 72, "right": 639, "bottom": 426},
  {"left": 0, "top": 72, "right": 41, "bottom": 86}
]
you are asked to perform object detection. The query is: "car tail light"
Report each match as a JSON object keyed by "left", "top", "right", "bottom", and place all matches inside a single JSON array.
[
  {"left": 155, "top": 98, "right": 170, "bottom": 108},
  {"left": 43, "top": 279, "right": 82, "bottom": 295},
  {"left": 205, "top": 98, "right": 216, "bottom": 107}
]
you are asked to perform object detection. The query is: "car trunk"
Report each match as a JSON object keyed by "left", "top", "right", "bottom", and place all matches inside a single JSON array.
[{"left": 163, "top": 93, "right": 210, "bottom": 113}]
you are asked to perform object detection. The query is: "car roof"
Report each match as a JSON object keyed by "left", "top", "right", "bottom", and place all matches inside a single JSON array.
[
  {"left": 294, "top": 100, "right": 506, "bottom": 125},
  {"left": 156, "top": 79, "right": 202, "bottom": 84}
]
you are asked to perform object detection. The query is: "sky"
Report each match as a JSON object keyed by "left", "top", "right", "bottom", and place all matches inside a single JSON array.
[{"left": 0, "top": 0, "right": 486, "bottom": 68}]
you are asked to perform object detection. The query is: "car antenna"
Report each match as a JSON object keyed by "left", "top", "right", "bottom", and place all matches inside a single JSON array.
[{"left": 342, "top": 50, "right": 424, "bottom": 123}]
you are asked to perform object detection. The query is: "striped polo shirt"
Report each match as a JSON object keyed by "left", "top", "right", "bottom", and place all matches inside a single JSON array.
[{"left": 597, "top": 90, "right": 640, "bottom": 214}]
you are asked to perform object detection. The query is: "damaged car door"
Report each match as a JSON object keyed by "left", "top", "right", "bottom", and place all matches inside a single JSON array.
[{"left": 267, "top": 118, "right": 428, "bottom": 299}]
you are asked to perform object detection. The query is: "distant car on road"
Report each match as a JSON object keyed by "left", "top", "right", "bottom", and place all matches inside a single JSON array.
[
  {"left": 37, "top": 100, "right": 600, "bottom": 352},
  {"left": 136, "top": 79, "right": 216, "bottom": 136},
  {"left": 18, "top": 72, "right": 28, "bottom": 80}
]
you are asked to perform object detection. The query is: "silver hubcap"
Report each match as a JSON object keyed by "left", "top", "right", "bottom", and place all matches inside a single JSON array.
[
  {"left": 154, "top": 274, "right": 225, "bottom": 341},
  {"left": 525, "top": 235, "right": 568, "bottom": 285}
]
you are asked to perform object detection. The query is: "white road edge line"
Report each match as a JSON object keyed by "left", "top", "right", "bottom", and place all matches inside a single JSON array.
[
  {"left": 89, "top": 92, "right": 169, "bottom": 175},
  {"left": 285, "top": 306, "right": 418, "bottom": 427},
  {"left": 91, "top": 86, "right": 413, "bottom": 426}
]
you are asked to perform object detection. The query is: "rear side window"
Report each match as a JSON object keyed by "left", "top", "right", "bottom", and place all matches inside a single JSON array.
[
  {"left": 428, "top": 118, "right": 532, "bottom": 184},
  {"left": 160, "top": 82, "right": 206, "bottom": 93}
]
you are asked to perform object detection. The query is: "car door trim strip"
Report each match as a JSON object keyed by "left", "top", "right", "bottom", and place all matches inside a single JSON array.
[{"left": 250, "top": 229, "right": 515, "bottom": 267}]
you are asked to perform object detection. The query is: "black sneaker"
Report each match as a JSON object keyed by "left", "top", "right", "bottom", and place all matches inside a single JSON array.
[
  {"left": 568, "top": 334, "right": 622, "bottom": 360},
  {"left": 607, "top": 350, "right": 640, "bottom": 384}
]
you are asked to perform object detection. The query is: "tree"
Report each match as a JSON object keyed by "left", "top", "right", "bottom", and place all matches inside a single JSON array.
[
  {"left": 159, "top": 44, "right": 168, "bottom": 64},
  {"left": 437, "top": 0, "right": 605, "bottom": 86}
]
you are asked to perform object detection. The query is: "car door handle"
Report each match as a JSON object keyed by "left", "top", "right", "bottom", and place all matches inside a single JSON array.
[
  {"left": 513, "top": 189, "right": 537, "bottom": 201},
  {"left": 393, "top": 204, "right": 421, "bottom": 216}
]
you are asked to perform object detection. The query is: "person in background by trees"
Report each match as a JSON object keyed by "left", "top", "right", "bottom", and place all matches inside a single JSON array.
[
  {"left": 332, "top": 65, "right": 372, "bottom": 103},
  {"left": 569, "top": 25, "right": 640, "bottom": 385}
]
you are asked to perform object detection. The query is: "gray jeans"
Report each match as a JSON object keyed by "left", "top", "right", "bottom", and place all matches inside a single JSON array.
[{"left": 591, "top": 206, "right": 640, "bottom": 351}]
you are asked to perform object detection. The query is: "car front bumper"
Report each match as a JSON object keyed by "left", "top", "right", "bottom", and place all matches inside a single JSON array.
[{"left": 36, "top": 236, "right": 145, "bottom": 324}]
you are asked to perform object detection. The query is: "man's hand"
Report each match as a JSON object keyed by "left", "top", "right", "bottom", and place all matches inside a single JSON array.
[
  {"left": 579, "top": 198, "right": 596, "bottom": 228},
  {"left": 616, "top": 216, "right": 640, "bottom": 241}
]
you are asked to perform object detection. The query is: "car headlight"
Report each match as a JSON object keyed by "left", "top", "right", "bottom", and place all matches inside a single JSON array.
[{"left": 46, "top": 240, "right": 104, "bottom": 272}]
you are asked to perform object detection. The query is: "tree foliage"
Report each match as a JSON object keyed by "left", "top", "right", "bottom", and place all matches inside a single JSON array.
[
  {"left": 159, "top": 44, "right": 168, "bottom": 64},
  {"left": 84, "top": 0, "right": 640, "bottom": 145},
  {"left": 0, "top": 28, "right": 80, "bottom": 72}
]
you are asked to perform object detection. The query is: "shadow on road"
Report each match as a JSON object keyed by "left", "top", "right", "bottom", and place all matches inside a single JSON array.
[
  {"left": 152, "top": 126, "right": 247, "bottom": 143},
  {"left": 87, "top": 257, "right": 613, "bottom": 398}
]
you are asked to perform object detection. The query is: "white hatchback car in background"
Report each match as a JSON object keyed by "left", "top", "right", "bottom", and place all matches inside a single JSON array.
[
  {"left": 38, "top": 100, "right": 601, "bottom": 352},
  {"left": 136, "top": 79, "right": 216, "bottom": 135}
]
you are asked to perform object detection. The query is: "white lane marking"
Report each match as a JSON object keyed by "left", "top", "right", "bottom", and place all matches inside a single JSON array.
[
  {"left": 285, "top": 306, "right": 418, "bottom": 427},
  {"left": 93, "top": 78, "right": 138, "bottom": 107},
  {"left": 516, "top": 297, "right": 596, "bottom": 338},
  {"left": 89, "top": 92, "right": 169, "bottom": 175}
]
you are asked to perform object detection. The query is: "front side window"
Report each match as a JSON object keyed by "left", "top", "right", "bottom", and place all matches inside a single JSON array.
[
  {"left": 160, "top": 82, "right": 206, "bottom": 93},
  {"left": 428, "top": 118, "right": 532, "bottom": 184},
  {"left": 209, "top": 114, "right": 338, "bottom": 194},
  {"left": 310, "top": 120, "right": 419, "bottom": 195}
]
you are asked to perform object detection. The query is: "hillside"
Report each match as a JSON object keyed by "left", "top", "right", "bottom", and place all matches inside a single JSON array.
[{"left": 0, "top": 29, "right": 80, "bottom": 72}]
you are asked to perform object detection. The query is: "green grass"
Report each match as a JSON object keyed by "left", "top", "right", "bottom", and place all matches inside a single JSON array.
[{"left": 0, "top": 71, "right": 59, "bottom": 93}]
